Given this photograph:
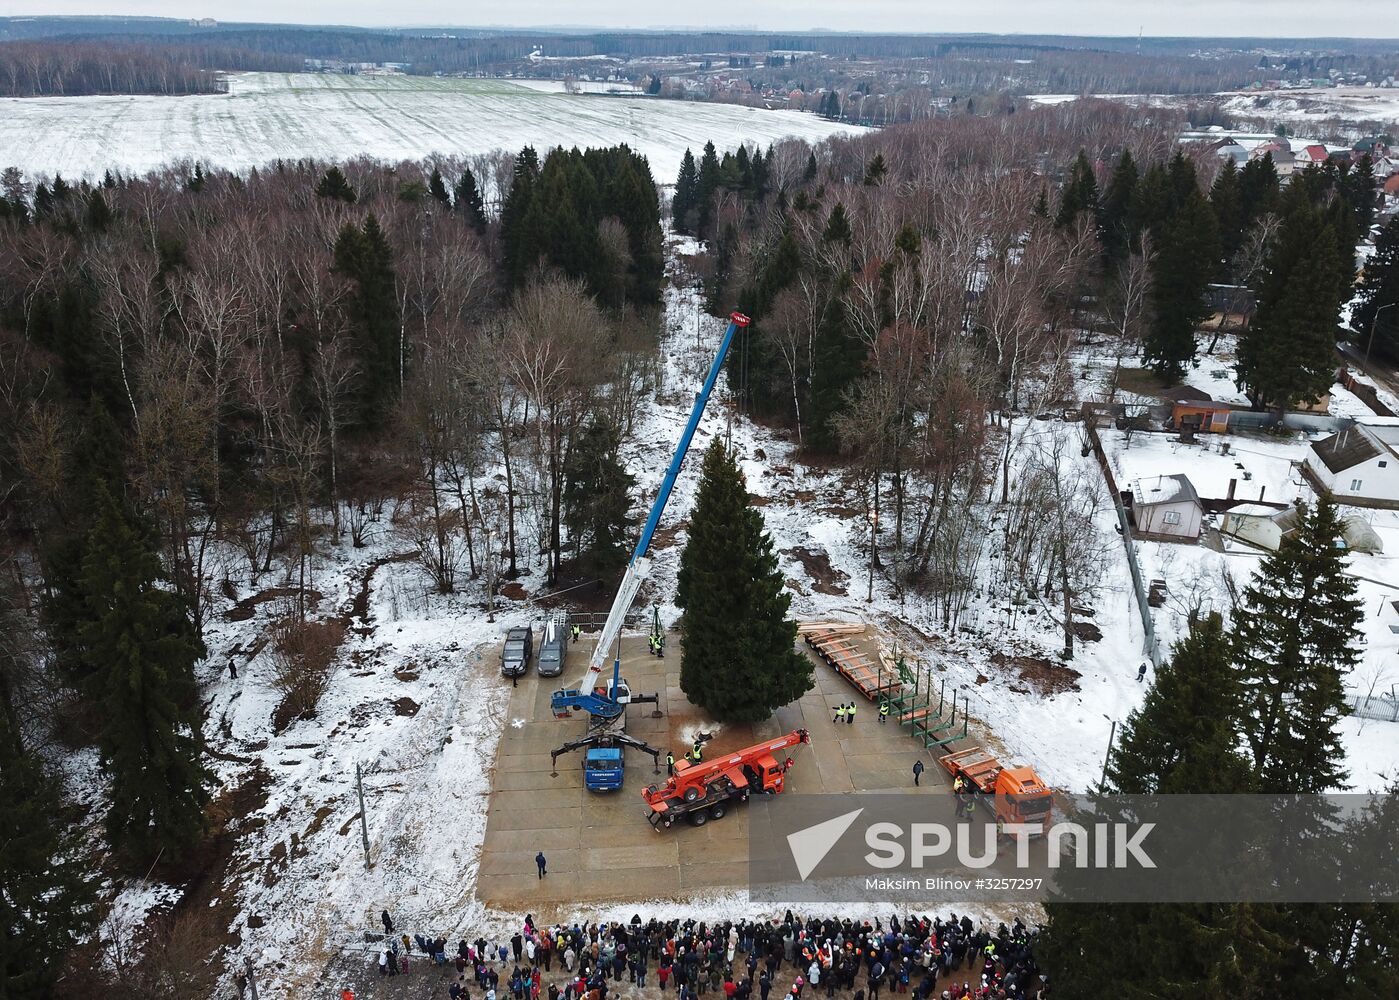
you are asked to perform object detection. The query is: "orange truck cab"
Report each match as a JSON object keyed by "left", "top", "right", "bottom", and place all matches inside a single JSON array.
[{"left": 939, "top": 747, "right": 1052, "bottom": 836}]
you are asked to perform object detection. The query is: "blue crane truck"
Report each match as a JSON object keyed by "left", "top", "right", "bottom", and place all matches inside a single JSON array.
[{"left": 547, "top": 312, "right": 752, "bottom": 792}]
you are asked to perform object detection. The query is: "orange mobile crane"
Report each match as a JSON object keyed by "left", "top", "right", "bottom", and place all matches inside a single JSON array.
[{"left": 641, "top": 729, "right": 811, "bottom": 830}]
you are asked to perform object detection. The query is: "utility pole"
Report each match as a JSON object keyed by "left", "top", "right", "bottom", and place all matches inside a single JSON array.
[
  {"left": 1366, "top": 302, "right": 1396, "bottom": 366},
  {"left": 356, "top": 762, "right": 371, "bottom": 869},
  {"left": 1099, "top": 716, "right": 1118, "bottom": 791},
  {"left": 486, "top": 530, "right": 498, "bottom": 624},
  {"left": 244, "top": 957, "right": 259, "bottom": 1000}
]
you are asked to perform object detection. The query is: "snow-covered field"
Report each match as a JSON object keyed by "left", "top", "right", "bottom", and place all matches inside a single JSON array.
[
  {"left": 0, "top": 72, "right": 864, "bottom": 183},
  {"left": 1028, "top": 87, "right": 1399, "bottom": 136},
  {"left": 1214, "top": 87, "right": 1399, "bottom": 130}
]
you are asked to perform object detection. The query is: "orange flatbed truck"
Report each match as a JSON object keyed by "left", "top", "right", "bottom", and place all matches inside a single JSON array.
[
  {"left": 642, "top": 729, "right": 810, "bottom": 830},
  {"left": 939, "top": 746, "right": 1052, "bottom": 836}
]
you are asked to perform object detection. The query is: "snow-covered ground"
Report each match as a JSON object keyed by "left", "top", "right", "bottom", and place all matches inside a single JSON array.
[
  {"left": 0, "top": 72, "right": 864, "bottom": 183},
  {"left": 1214, "top": 87, "right": 1399, "bottom": 131},
  {"left": 1028, "top": 88, "right": 1399, "bottom": 137},
  {"left": 98, "top": 231, "right": 1399, "bottom": 994}
]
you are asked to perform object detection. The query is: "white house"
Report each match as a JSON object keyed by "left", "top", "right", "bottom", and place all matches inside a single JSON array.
[
  {"left": 1305, "top": 422, "right": 1399, "bottom": 507},
  {"left": 1207, "top": 138, "right": 1249, "bottom": 164},
  {"left": 1251, "top": 139, "right": 1296, "bottom": 176},
  {"left": 1296, "top": 143, "right": 1330, "bottom": 167},
  {"left": 1220, "top": 503, "right": 1299, "bottom": 550},
  {"left": 1131, "top": 474, "right": 1204, "bottom": 541}
]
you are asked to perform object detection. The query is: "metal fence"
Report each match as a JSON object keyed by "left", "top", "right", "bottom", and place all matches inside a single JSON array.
[
  {"left": 1085, "top": 420, "right": 1163, "bottom": 667},
  {"left": 1351, "top": 692, "right": 1399, "bottom": 723}
]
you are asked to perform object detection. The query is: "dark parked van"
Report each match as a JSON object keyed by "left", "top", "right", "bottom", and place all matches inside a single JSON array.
[
  {"left": 501, "top": 625, "right": 533, "bottom": 677},
  {"left": 537, "top": 616, "right": 568, "bottom": 677}
]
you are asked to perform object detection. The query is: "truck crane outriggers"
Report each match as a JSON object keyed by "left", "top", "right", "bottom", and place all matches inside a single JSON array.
[
  {"left": 642, "top": 728, "right": 811, "bottom": 829},
  {"left": 550, "top": 312, "right": 751, "bottom": 727}
]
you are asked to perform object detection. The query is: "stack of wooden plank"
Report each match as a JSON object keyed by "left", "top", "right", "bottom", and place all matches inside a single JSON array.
[{"left": 798, "top": 621, "right": 899, "bottom": 701}]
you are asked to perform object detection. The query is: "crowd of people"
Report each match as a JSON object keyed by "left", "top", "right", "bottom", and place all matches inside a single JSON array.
[{"left": 359, "top": 911, "right": 1046, "bottom": 1000}]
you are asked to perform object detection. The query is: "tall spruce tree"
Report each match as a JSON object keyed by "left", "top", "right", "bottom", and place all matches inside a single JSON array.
[
  {"left": 676, "top": 439, "right": 812, "bottom": 722},
  {"left": 1238, "top": 153, "right": 1280, "bottom": 229},
  {"left": 1107, "top": 613, "right": 1252, "bottom": 795},
  {"left": 333, "top": 214, "right": 399, "bottom": 424},
  {"left": 1142, "top": 154, "right": 1219, "bottom": 379},
  {"left": 1210, "top": 157, "right": 1244, "bottom": 277},
  {"left": 1055, "top": 150, "right": 1100, "bottom": 230},
  {"left": 1353, "top": 215, "right": 1399, "bottom": 362},
  {"left": 1099, "top": 148, "right": 1138, "bottom": 265},
  {"left": 80, "top": 486, "right": 209, "bottom": 864},
  {"left": 1232, "top": 497, "right": 1360, "bottom": 792},
  {"left": 1041, "top": 614, "right": 1279, "bottom": 999},
  {"left": 695, "top": 141, "right": 721, "bottom": 238},
  {"left": 41, "top": 397, "right": 126, "bottom": 687},
  {"left": 452, "top": 167, "right": 488, "bottom": 233},
  {"left": 562, "top": 420, "right": 635, "bottom": 575},
  {"left": 314, "top": 165, "right": 357, "bottom": 203},
  {"left": 500, "top": 146, "right": 541, "bottom": 286},
  {"left": 0, "top": 715, "right": 98, "bottom": 998},
  {"left": 1235, "top": 197, "right": 1342, "bottom": 410},
  {"left": 428, "top": 166, "right": 451, "bottom": 206},
  {"left": 673, "top": 148, "right": 698, "bottom": 233},
  {"left": 822, "top": 202, "right": 853, "bottom": 245}
]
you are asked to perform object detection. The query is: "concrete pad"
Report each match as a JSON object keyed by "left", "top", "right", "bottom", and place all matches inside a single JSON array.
[
  {"left": 483, "top": 825, "right": 580, "bottom": 851},
  {"left": 480, "top": 628, "right": 970, "bottom": 908},
  {"left": 582, "top": 841, "right": 680, "bottom": 870},
  {"left": 487, "top": 806, "right": 583, "bottom": 831},
  {"left": 478, "top": 848, "right": 582, "bottom": 877},
  {"left": 494, "top": 769, "right": 585, "bottom": 792}
]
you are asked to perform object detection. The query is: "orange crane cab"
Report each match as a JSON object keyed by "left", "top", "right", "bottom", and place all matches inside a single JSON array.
[
  {"left": 642, "top": 729, "right": 810, "bottom": 830},
  {"left": 939, "top": 746, "right": 1052, "bottom": 836}
]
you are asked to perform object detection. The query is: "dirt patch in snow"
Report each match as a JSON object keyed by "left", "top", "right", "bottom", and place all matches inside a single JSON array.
[
  {"left": 1070, "top": 620, "right": 1103, "bottom": 642},
  {"left": 649, "top": 519, "right": 690, "bottom": 550},
  {"left": 988, "top": 652, "right": 1082, "bottom": 696},
  {"left": 225, "top": 587, "right": 323, "bottom": 622},
  {"left": 348, "top": 550, "right": 419, "bottom": 625},
  {"left": 392, "top": 696, "right": 420, "bottom": 717},
  {"left": 782, "top": 546, "right": 849, "bottom": 596},
  {"left": 498, "top": 582, "right": 529, "bottom": 601}
]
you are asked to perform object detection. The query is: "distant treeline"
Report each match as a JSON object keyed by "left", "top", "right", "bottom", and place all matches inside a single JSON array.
[
  {"left": 0, "top": 40, "right": 300, "bottom": 97},
  {"left": 3, "top": 21, "right": 1397, "bottom": 98},
  {"left": 3, "top": 29, "right": 1272, "bottom": 95}
]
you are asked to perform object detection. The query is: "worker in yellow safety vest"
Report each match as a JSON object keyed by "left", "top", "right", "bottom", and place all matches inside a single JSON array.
[
  {"left": 691, "top": 740, "right": 703, "bottom": 763},
  {"left": 878, "top": 703, "right": 890, "bottom": 724},
  {"left": 847, "top": 702, "right": 856, "bottom": 725},
  {"left": 833, "top": 704, "right": 846, "bottom": 724},
  {"left": 666, "top": 751, "right": 675, "bottom": 775}
]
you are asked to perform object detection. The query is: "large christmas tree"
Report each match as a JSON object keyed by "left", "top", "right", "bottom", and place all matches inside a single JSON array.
[{"left": 675, "top": 439, "right": 812, "bottom": 722}]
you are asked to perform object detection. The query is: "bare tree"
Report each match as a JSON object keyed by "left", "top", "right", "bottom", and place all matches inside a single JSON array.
[
  {"left": 311, "top": 336, "right": 356, "bottom": 535},
  {"left": 1104, "top": 242, "right": 1153, "bottom": 403}
]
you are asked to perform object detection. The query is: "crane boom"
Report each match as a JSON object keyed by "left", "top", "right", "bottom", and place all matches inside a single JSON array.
[{"left": 551, "top": 312, "right": 751, "bottom": 721}]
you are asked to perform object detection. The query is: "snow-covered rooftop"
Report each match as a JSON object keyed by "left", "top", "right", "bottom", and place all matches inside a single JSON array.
[{"left": 1131, "top": 473, "right": 1199, "bottom": 507}]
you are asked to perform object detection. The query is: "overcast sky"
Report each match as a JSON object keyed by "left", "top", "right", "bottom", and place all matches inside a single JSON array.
[{"left": 6, "top": 1, "right": 1395, "bottom": 39}]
